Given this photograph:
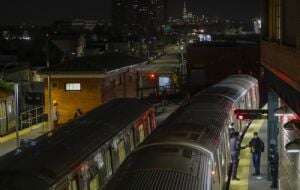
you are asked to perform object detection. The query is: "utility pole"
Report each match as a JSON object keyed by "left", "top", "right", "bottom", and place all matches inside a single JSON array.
[
  {"left": 46, "top": 33, "right": 53, "bottom": 131},
  {"left": 14, "top": 83, "right": 20, "bottom": 148}
]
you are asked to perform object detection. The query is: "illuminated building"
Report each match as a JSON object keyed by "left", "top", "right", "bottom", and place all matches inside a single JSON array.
[{"left": 39, "top": 53, "right": 147, "bottom": 124}]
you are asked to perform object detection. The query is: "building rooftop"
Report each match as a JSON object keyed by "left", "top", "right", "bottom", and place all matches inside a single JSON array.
[{"left": 40, "top": 53, "right": 147, "bottom": 75}]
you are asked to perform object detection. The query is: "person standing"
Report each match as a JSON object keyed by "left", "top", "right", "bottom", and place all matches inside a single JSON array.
[
  {"left": 230, "top": 131, "right": 241, "bottom": 180},
  {"left": 74, "top": 108, "right": 83, "bottom": 119},
  {"left": 52, "top": 102, "right": 59, "bottom": 128},
  {"left": 248, "top": 132, "right": 264, "bottom": 176}
]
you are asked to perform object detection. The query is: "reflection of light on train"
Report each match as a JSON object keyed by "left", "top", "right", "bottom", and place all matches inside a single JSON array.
[{"left": 199, "top": 34, "right": 212, "bottom": 42}]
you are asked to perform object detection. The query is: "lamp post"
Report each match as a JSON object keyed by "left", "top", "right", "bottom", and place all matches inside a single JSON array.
[
  {"left": 14, "top": 83, "right": 20, "bottom": 148},
  {"left": 179, "top": 42, "right": 185, "bottom": 76},
  {"left": 46, "top": 33, "right": 53, "bottom": 131}
]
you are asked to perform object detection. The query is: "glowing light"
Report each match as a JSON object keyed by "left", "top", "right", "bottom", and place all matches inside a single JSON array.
[
  {"left": 149, "top": 73, "right": 156, "bottom": 80},
  {"left": 238, "top": 115, "right": 244, "bottom": 120},
  {"left": 211, "top": 170, "right": 216, "bottom": 176}
]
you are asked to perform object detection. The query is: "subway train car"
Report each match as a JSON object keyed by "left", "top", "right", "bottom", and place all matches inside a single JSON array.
[
  {"left": 104, "top": 75, "right": 259, "bottom": 190},
  {"left": 0, "top": 98, "right": 156, "bottom": 190}
]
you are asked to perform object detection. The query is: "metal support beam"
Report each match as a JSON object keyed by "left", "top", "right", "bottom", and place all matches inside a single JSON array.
[{"left": 267, "top": 89, "right": 279, "bottom": 179}]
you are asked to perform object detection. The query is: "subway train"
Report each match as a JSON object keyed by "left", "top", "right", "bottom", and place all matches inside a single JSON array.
[
  {"left": 0, "top": 98, "right": 156, "bottom": 190},
  {"left": 104, "top": 75, "right": 259, "bottom": 190}
]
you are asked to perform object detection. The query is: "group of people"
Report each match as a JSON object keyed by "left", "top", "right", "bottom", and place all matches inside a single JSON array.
[{"left": 229, "top": 127, "right": 278, "bottom": 189}]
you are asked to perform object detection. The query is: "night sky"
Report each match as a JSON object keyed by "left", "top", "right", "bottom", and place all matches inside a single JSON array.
[{"left": 0, "top": 0, "right": 260, "bottom": 24}]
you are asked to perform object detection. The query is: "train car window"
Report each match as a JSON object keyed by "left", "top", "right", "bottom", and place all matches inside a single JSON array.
[
  {"left": 117, "top": 140, "right": 126, "bottom": 164},
  {"left": 249, "top": 91, "right": 253, "bottom": 108},
  {"left": 182, "top": 149, "right": 193, "bottom": 159},
  {"left": 247, "top": 92, "right": 252, "bottom": 109},
  {"left": 129, "top": 129, "right": 135, "bottom": 151},
  {"left": 105, "top": 148, "right": 113, "bottom": 177},
  {"left": 68, "top": 178, "right": 78, "bottom": 190},
  {"left": 89, "top": 174, "right": 101, "bottom": 190},
  {"left": 138, "top": 124, "right": 145, "bottom": 143}
]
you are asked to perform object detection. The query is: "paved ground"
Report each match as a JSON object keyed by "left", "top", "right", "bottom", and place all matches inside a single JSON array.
[
  {"left": 155, "top": 102, "right": 181, "bottom": 126},
  {"left": 0, "top": 124, "right": 48, "bottom": 157},
  {"left": 230, "top": 119, "right": 273, "bottom": 190}
]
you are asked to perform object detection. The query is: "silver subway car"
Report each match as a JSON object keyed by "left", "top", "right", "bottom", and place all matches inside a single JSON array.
[{"left": 104, "top": 75, "right": 259, "bottom": 190}]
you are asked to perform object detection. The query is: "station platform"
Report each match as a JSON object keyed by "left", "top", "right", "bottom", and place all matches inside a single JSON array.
[{"left": 230, "top": 119, "right": 274, "bottom": 190}]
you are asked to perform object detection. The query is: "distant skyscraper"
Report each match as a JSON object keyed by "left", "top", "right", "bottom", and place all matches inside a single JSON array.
[
  {"left": 112, "top": 0, "right": 166, "bottom": 37},
  {"left": 183, "top": 1, "right": 188, "bottom": 21}
]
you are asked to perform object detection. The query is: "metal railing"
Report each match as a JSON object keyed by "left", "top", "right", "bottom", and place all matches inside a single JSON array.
[{"left": 20, "top": 106, "right": 45, "bottom": 130}]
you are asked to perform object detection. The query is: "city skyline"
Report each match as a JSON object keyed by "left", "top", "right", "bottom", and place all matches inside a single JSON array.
[{"left": 0, "top": 0, "right": 261, "bottom": 24}]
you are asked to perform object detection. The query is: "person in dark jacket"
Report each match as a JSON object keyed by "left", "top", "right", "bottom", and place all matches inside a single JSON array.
[
  {"left": 74, "top": 108, "right": 83, "bottom": 119},
  {"left": 230, "top": 131, "right": 241, "bottom": 180},
  {"left": 248, "top": 132, "right": 264, "bottom": 176}
]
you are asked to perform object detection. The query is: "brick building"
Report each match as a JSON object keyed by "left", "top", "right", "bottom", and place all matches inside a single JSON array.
[{"left": 40, "top": 53, "right": 147, "bottom": 124}]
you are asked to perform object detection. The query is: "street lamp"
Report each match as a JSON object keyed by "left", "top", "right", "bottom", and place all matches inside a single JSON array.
[
  {"left": 14, "top": 83, "right": 20, "bottom": 148},
  {"left": 179, "top": 44, "right": 185, "bottom": 76},
  {"left": 46, "top": 33, "right": 53, "bottom": 131}
]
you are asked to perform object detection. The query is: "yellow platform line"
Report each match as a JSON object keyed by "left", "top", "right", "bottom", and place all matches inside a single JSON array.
[
  {"left": 230, "top": 119, "right": 266, "bottom": 190},
  {"left": 0, "top": 122, "right": 47, "bottom": 144}
]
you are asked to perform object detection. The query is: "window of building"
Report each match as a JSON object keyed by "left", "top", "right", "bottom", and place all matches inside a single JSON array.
[{"left": 65, "top": 83, "right": 81, "bottom": 91}]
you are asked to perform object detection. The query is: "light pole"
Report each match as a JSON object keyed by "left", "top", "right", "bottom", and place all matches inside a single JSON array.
[
  {"left": 14, "top": 83, "right": 20, "bottom": 148},
  {"left": 179, "top": 43, "right": 185, "bottom": 75},
  {"left": 46, "top": 33, "right": 53, "bottom": 131}
]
